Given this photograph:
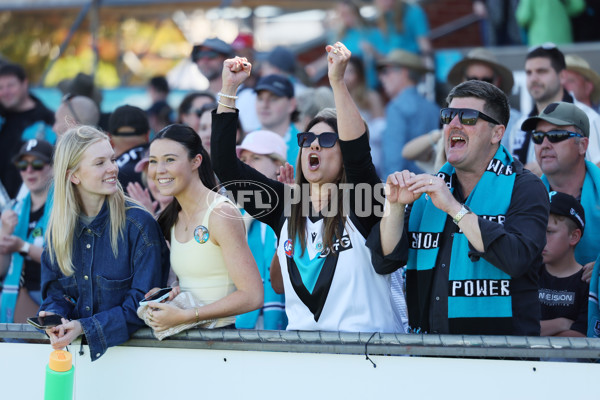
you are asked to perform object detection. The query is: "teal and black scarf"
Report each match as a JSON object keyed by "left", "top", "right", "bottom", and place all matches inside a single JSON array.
[
  {"left": 1, "top": 190, "right": 53, "bottom": 323},
  {"left": 406, "top": 146, "right": 516, "bottom": 333}
]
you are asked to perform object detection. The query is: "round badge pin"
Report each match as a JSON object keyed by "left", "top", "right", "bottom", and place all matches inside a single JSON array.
[
  {"left": 194, "top": 225, "right": 210, "bottom": 244},
  {"left": 284, "top": 239, "right": 294, "bottom": 258}
]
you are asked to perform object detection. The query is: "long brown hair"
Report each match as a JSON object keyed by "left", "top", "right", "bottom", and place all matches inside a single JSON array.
[
  {"left": 287, "top": 114, "right": 348, "bottom": 255},
  {"left": 152, "top": 124, "right": 219, "bottom": 241}
]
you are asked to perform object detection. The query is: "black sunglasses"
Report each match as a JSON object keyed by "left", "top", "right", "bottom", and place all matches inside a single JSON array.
[
  {"left": 440, "top": 107, "right": 501, "bottom": 126},
  {"left": 16, "top": 159, "right": 46, "bottom": 171},
  {"left": 297, "top": 131, "right": 339, "bottom": 148},
  {"left": 465, "top": 76, "right": 494, "bottom": 84},
  {"left": 531, "top": 129, "right": 584, "bottom": 144},
  {"left": 194, "top": 102, "right": 217, "bottom": 117}
]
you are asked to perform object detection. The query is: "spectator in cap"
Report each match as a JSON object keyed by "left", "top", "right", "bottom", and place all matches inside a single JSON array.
[
  {"left": 563, "top": 54, "right": 600, "bottom": 112},
  {"left": 191, "top": 37, "right": 234, "bottom": 94},
  {"left": 108, "top": 105, "right": 151, "bottom": 192},
  {"left": 234, "top": 130, "right": 288, "bottom": 330},
  {"left": 231, "top": 32, "right": 261, "bottom": 134},
  {"left": 539, "top": 191, "right": 588, "bottom": 337},
  {"left": 509, "top": 44, "right": 600, "bottom": 173},
  {"left": 53, "top": 94, "right": 100, "bottom": 137},
  {"left": 0, "top": 139, "right": 54, "bottom": 322},
  {"left": 261, "top": 46, "right": 307, "bottom": 96},
  {"left": 522, "top": 101, "right": 600, "bottom": 274},
  {"left": 446, "top": 47, "right": 521, "bottom": 148},
  {"left": 254, "top": 74, "right": 300, "bottom": 164},
  {"left": 0, "top": 63, "right": 54, "bottom": 199},
  {"left": 146, "top": 99, "right": 173, "bottom": 135},
  {"left": 376, "top": 49, "right": 439, "bottom": 178}
]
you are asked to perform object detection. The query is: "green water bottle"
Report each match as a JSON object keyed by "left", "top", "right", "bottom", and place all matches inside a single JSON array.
[{"left": 44, "top": 350, "right": 74, "bottom": 400}]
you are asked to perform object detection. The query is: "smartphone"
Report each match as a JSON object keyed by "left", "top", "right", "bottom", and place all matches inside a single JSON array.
[
  {"left": 139, "top": 287, "right": 172, "bottom": 306},
  {"left": 27, "top": 314, "right": 64, "bottom": 329}
]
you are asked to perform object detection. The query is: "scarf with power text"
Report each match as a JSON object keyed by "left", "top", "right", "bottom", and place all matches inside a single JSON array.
[
  {"left": 541, "top": 160, "right": 600, "bottom": 265},
  {"left": 407, "top": 146, "right": 515, "bottom": 332},
  {"left": 1, "top": 190, "right": 53, "bottom": 323}
]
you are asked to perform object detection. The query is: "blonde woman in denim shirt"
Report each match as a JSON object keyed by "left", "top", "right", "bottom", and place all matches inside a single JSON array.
[{"left": 38, "top": 126, "right": 170, "bottom": 361}]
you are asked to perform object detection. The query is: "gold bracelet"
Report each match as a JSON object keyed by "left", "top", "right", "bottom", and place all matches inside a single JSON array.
[
  {"left": 195, "top": 308, "right": 199, "bottom": 323},
  {"left": 217, "top": 100, "right": 236, "bottom": 110}
]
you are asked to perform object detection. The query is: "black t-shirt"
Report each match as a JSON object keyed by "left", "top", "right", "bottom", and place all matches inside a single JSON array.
[
  {"left": 22, "top": 204, "right": 45, "bottom": 292},
  {"left": 116, "top": 144, "right": 148, "bottom": 193},
  {"left": 539, "top": 266, "right": 589, "bottom": 335}
]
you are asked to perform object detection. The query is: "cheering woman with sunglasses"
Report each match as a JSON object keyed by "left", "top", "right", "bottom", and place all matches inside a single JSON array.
[
  {"left": 367, "top": 80, "right": 550, "bottom": 336},
  {"left": 212, "top": 42, "right": 402, "bottom": 333},
  {"left": 0, "top": 139, "right": 54, "bottom": 323}
]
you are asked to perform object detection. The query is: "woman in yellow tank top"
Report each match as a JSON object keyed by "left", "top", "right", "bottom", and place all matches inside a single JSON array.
[{"left": 144, "top": 124, "right": 263, "bottom": 330}]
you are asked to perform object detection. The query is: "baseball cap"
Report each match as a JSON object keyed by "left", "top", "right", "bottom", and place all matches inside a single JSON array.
[
  {"left": 191, "top": 38, "right": 234, "bottom": 62},
  {"left": 255, "top": 74, "right": 294, "bottom": 98},
  {"left": 12, "top": 139, "right": 53, "bottom": 164},
  {"left": 109, "top": 105, "right": 150, "bottom": 137},
  {"left": 266, "top": 46, "right": 296, "bottom": 75},
  {"left": 236, "top": 130, "right": 287, "bottom": 163},
  {"left": 548, "top": 191, "right": 585, "bottom": 233},
  {"left": 520, "top": 102, "right": 590, "bottom": 137}
]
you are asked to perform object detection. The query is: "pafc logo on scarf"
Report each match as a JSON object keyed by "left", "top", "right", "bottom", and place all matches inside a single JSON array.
[
  {"left": 486, "top": 159, "right": 513, "bottom": 176},
  {"left": 409, "top": 232, "right": 440, "bottom": 250},
  {"left": 319, "top": 235, "right": 352, "bottom": 258}
]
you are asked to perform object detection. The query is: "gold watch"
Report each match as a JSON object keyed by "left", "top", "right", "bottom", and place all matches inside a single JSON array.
[{"left": 452, "top": 204, "right": 472, "bottom": 225}]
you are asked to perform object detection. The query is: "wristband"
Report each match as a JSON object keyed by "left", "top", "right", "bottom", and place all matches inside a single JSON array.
[
  {"left": 195, "top": 308, "right": 200, "bottom": 323},
  {"left": 19, "top": 241, "right": 31, "bottom": 256}
]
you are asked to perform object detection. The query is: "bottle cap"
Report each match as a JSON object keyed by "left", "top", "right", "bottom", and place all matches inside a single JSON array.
[{"left": 48, "top": 350, "right": 72, "bottom": 372}]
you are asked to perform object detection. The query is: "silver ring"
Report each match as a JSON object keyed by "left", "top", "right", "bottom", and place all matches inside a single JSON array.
[
  {"left": 429, "top": 178, "right": 433, "bottom": 185},
  {"left": 333, "top": 49, "right": 338, "bottom": 54}
]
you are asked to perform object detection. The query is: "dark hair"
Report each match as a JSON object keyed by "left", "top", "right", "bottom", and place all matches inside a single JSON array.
[
  {"left": 446, "top": 80, "right": 510, "bottom": 127},
  {"left": 288, "top": 115, "right": 346, "bottom": 255},
  {"left": 152, "top": 124, "right": 219, "bottom": 240},
  {"left": 0, "top": 63, "right": 26, "bottom": 82},
  {"left": 177, "top": 91, "right": 217, "bottom": 122},
  {"left": 149, "top": 76, "right": 170, "bottom": 95},
  {"left": 526, "top": 45, "right": 566, "bottom": 73}
]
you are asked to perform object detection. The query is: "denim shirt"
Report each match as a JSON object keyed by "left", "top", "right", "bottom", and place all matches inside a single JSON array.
[{"left": 40, "top": 201, "right": 170, "bottom": 361}]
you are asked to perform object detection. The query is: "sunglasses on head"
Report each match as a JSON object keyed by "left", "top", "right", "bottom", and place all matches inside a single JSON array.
[
  {"left": 440, "top": 107, "right": 501, "bottom": 126},
  {"left": 531, "top": 129, "right": 583, "bottom": 144},
  {"left": 16, "top": 159, "right": 46, "bottom": 171},
  {"left": 465, "top": 76, "right": 494, "bottom": 84},
  {"left": 194, "top": 102, "right": 217, "bottom": 117},
  {"left": 62, "top": 93, "right": 82, "bottom": 123},
  {"left": 297, "top": 131, "right": 339, "bottom": 148}
]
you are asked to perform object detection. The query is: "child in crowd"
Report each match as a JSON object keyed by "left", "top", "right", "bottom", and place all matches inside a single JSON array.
[{"left": 539, "top": 191, "right": 589, "bottom": 337}]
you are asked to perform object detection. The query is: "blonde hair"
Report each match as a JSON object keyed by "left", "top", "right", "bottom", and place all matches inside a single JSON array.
[{"left": 46, "top": 126, "right": 127, "bottom": 276}]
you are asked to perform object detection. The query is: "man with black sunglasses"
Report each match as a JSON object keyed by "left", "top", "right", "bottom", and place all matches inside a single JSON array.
[
  {"left": 367, "top": 80, "right": 550, "bottom": 336},
  {"left": 522, "top": 101, "right": 600, "bottom": 285},
  {"left": 508, "top": 44, "right": 600, "bottom": 174}
]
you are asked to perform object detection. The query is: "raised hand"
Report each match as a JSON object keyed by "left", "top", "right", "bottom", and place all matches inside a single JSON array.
[
  {"left": 127, "top": 182, "right": 157, "bottom": 214},
  {"left": 276, "top": 163, "right": 295, "bottom": 185},
  {"left": 325, "top": 42, "right": 351, "bottom": 84},
  {"left": 221, "top": 57, "right": 252, "bottom": 91}
]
